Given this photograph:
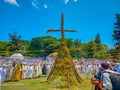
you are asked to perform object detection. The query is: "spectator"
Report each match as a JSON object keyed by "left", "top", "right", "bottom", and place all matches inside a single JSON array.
[
  {"left": 91, "top": 62, "right": 113, "bottom": 90},
  {"left": 101, "top": 63, "right": 113, "bottom": 90},
  {"left": 116, "top": 63, "right": 120, "bottom": 73}
]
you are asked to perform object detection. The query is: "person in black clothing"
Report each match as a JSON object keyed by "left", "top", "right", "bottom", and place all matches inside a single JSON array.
[{"left": 42, "top": 63, "right": 47, "bottom": 75}]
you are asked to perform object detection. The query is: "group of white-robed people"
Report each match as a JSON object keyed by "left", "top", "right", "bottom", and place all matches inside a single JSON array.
[{"left": 0, "top": 61, "right": 52, "bottom": 82}]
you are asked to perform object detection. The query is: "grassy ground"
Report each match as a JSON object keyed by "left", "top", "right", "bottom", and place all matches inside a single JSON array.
[{"left": 1, "top": 74, "right": 94, "bottom": 90}]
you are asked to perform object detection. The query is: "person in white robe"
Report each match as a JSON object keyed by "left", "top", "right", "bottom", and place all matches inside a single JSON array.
[
  {"left": 9, "top": 64, "right": 14, "bottom": 80},
  {"left": 86, "top": 64, "right": 92, "bottom": 79},
  {"left": 38, "top": 63, "right": 42, "bottom": 77},
  {"left": 26, "top": 64, "right": 29, "bottom": 79},
  {"left": 47, "top": 64, "right": 51, "bottom": 75},
  {"left": 0, "top": 64, "right": 6, "bottom": 82},
  {"left": 2, "top": 66, "right": 7, "bottom": 81},
  {"left": 6, "top": 65, "right": 11, "bottom": 81},
  {"left": 28, "top": 65, "right": 33, "bottom": 79},
  {"left": 33, "top": 64, "right": 38, "bottom": 78},
  {"left": 35, "top": 64, "right": 39, "bottom": 77},
  {"left": 0, "top": 66, "right": 3, "bottom": 82},
  {"left": 22, "top": 64, "right": 27, "bottom": 79}
]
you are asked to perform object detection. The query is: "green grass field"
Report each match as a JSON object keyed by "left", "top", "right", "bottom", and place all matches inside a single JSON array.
[{"left": 1, "top": 74, "right": 94, "bottom": 90}]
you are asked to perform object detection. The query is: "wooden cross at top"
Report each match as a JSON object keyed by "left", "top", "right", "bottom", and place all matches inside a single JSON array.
[{"left": 46, "top": 13, "right": 77, "bottom": 40}]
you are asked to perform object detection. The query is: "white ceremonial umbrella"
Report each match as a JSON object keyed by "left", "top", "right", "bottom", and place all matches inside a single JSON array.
[{"left": 10, "top": 53, "right": 24, "bottom": 60}]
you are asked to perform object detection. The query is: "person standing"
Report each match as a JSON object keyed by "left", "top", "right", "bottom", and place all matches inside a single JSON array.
[
  {"left": 101, "top": 63, "right": 113, "bottom": 90},
  {"left": 42, "top": 63, "right": 47, "bottom": 75},
  {"left": 0, "top": 65, "right": 4, "bottom": 82},
  {"left": 116, "top": 63, "right": 120, "bottom": 73},
  {"left": 47, "top": 64, "right": 51, "bottom": 75},
  {"left": 12, "top": 62, "right": 21, "bottom": 81},
  {"left": 86, "top": 64, "right": 92, "bottom": 79},
  {"left": 6, "top": 64, "right": 11, "bottom": 81},
  {"left": 9, "top": 63, "right": 14, "bottom": 81},
  {"left": 91, "top": 62, "right": 113, "bottom": 90},
  {"left": 26, "top": 64, "right": 29, "bottom": 79},
  {"left": 21, "top": 64, "right": 27, "bottom": 79},
  {"left": 2, "top": 65, "right": 7, "bottom": 81},
  {"left": 38, "top": 63, "right": 42, "bottom": 76},
  {"left": 28, "top": 64, "right": 33, "bottom": 79},
  {"left": 33, "top": 64, "right": 38, "bottom": 78}
]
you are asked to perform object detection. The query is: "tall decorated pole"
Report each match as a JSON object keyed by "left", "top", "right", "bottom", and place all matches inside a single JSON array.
[
  {"left": 61, "top": 13, "right": 64, "bottom": 40},
  {"left": 46, "top": 13, "right": 82, "bottom": 87}
]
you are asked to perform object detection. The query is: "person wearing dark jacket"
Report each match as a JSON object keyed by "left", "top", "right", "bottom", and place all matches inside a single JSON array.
[
  {"left": 42, "top": 63, "right": 47, "bottom": 75},
  {"left": 91, "top": 62, "right": 112, "bottom": 90}
]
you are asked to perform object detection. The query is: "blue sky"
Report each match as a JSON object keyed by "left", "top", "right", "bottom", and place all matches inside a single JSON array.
[{"left": 0, "top": 0, "right": 120, "bottom": 47}]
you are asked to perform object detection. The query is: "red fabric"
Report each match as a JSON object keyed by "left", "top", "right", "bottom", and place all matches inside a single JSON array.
[{"left": 97, "top": 81, "right": 101, "bottom": 88}]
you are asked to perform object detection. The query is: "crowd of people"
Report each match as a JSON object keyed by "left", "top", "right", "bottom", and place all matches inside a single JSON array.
[
  {"left": 0, "top": 57, "right": 53, "bottom": 82},
  {"left": 0, "top": 57, "right": 120, "bottom": 90},
  {"left": 74, "top": 59, "right": 120, "bottom": 90}
]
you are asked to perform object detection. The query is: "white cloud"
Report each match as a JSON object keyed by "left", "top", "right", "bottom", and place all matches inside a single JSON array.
[
  {"left": 32, "top": 0, "right": 39, "bottom": 8},
  {"left": 65, "top": 0, "right": 69, "bottom": 4},
  {"left": 5, "top": 0, "right": 19, "bottom": 7},
  {"left": 44, "top": 4, "right": 47, "bottom": 9},
  {"left": 74, "top": 0, "right": 77, "bottom": 2}
]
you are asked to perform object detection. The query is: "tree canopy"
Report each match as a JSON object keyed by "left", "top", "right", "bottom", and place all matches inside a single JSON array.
[
  {"left": 8, "top": 32, "right": 23, "bottom": 53},
  {"left": 0, "top": 35, "right": 112, "bottom": 59},
  {"left": 94, "top": 33, "right": 101, "bottom": 44},
  {"left": 112, "top": 14, "right": 120, "bottom": 45},
  {"left": 111, "top": 13, "right": 120, "bottom": 60}
]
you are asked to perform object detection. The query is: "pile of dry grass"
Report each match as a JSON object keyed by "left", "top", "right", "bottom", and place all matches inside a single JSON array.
[{"left": 47, "top": 39, "right": 82, "bottom": 87}]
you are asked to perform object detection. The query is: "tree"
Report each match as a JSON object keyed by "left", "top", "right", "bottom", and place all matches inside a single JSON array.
[
  {"left": 8, "top": 32, "right": 23, "bottom": 53},
  {"left": 43, "top": 36, "right": 60, "bottom": 56},
  {"left": 87, "top": 40, "right": 96, "bottom": 58},
  {"left": 74, "top": 39, "right": 81, "bottom": 58},
  {"left": 74, "top": 39, "right": 81, "bottom": 48},
  {"left": 20, "top": 40, "right": 30, "bottom": 55},
  {"left": 21, "top": 40, "right": 30, "bottom": 50},
  {"left": 29, "top": 37, "right": 44, "bottom": 50},
  {"left": 29, "top": 36, "right": 60, "bottom": 57},
  {"left": 112, "top": 14, "right": 120, "bottom": 47},
  {"left": 65, "top": 38, "right": 74, "bottom": 49},
  {"left": 112, "top": 13, "right": 120, "bottom": 59},
  {"left": 43, "top": 36, "right": 60, "bottom": 51},
  {"left": 0, "top": 41, "right": 9, "bottom": 56},
  {"left": 0, "top": 41, "right": 9, "bottom": 51},
  {"left": 70, "top": 46, "right": 77, "bottom": 58},
  {"left": 79, "top": 43, "right": 88, "bottom": 58},
  {"left": 94, "top": 33, "right": 101, "bottom": 44}
]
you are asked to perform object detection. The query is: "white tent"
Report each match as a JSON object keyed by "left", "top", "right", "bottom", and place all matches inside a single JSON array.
[{"left": 10, "top": 53, "right": 24, "bottom": 60}]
